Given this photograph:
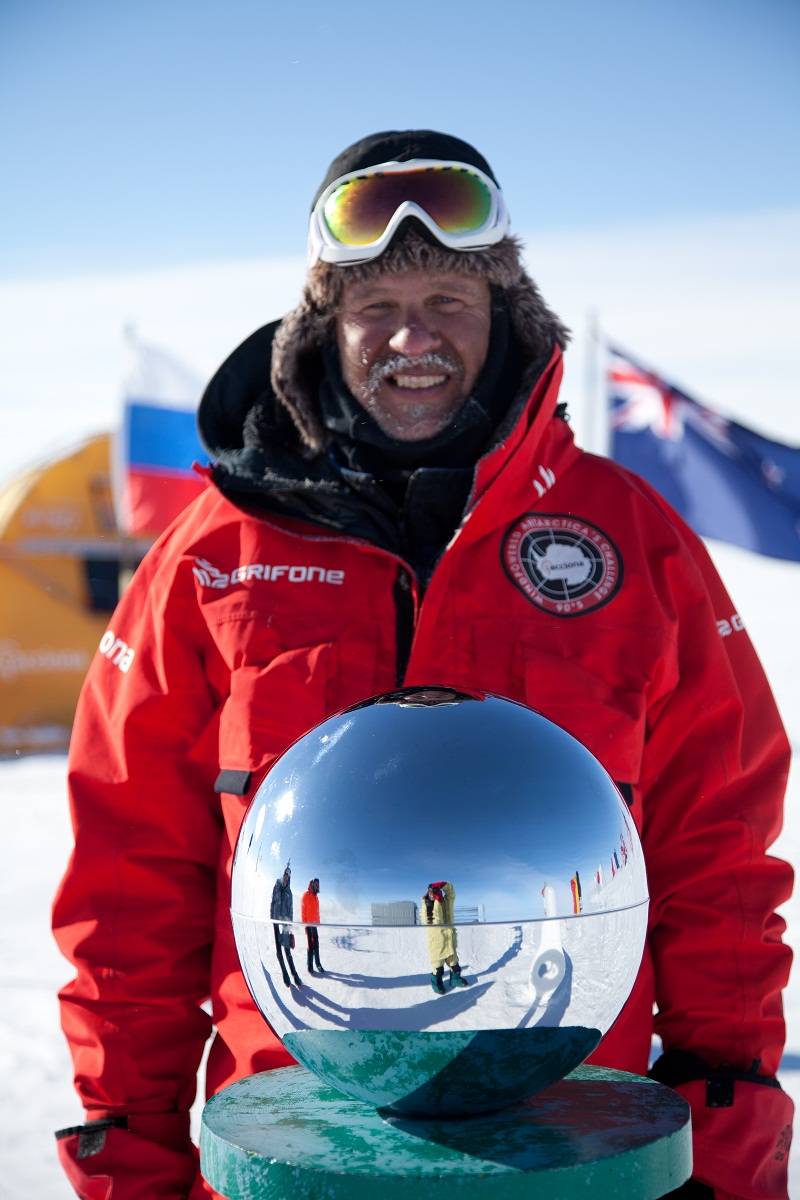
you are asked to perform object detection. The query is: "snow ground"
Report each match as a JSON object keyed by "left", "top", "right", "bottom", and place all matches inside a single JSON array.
[
  {"left": 236, "top": 900, "right": 646, "bottom": 1041},
  {"left": 1, "top": 542, "right": 798, "bottom": 1197}
]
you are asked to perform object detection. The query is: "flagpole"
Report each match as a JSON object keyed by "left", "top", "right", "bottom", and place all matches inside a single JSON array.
[{"left": 584, "top": 308, "right": 604, "bottom": 456}]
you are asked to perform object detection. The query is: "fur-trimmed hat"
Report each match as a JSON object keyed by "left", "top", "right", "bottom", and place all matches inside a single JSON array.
[{"left": 271, "top": 131, "right": 570, "bottom": 454}]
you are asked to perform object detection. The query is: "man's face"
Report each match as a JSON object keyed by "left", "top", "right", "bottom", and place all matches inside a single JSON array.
[{"left": 335, "top": 270, "right": 492, "bottom": 442}]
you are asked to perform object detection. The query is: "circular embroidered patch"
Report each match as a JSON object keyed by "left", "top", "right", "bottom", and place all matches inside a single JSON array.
[{"left": 502, "top": 514, "right": 623, "bottom": 617}]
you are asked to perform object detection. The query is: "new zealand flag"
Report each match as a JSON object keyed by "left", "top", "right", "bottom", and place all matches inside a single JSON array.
[{"left": 608, "top": 347, "right": 800, "bottom": 562}]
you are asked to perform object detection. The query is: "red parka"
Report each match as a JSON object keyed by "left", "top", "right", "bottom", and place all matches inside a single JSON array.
[
  {"left": 53, "top": 348, "right": 793, "bottom": 1198},
  {"left": 300, "top": 887, "right": 320, "bottom": 926}
]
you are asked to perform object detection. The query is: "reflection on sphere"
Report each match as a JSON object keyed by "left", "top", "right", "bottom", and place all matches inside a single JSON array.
[{"left": 232, "top": 687, "right": 648, "bottom": 1114}]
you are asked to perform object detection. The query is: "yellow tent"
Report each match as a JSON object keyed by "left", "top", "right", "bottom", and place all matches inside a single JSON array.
[{"left": 0, "top": 435, "right": 150, "bottom": 754}]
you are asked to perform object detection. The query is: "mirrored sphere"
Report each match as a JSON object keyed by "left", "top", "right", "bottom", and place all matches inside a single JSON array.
[{"left": 232, "top": 687, "right": 648, "bottom": 1115}]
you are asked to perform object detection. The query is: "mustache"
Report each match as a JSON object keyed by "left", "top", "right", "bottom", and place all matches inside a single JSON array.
[{"left": 365, "top": 352, "right": 463, "bottom": 392}]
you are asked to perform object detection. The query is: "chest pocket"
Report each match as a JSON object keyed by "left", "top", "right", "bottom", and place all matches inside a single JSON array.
[
  {"left": 521, "top": 645, "right": 647, "bottom": 802},
  {"left": 218, "top": 642, "right": 338, "bottom": 784}
]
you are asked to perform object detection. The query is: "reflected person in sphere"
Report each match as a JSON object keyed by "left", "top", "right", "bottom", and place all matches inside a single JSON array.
[
  {"left": 301, "top": 877, "right": 324, "bottom": 975},
  {"left": 270, "top": 865, "right": 300, "bottom": 989},
  {"left": 53, "top": 128, "right": 793, "bottom": 1200},
  {"left": 424, "top": 881, "right": 468, "bottom": 994}
]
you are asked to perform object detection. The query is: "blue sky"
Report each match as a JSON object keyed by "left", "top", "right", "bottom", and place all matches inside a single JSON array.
[{"left": 2, "top": 0, "right": 798, "bottom": 278}]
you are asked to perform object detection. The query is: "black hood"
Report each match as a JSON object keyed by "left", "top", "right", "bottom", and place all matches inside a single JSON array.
[
  {"left": 198, "top": 320, "right": 291, "bottom": 473},
  {"left": 198, "top": 322, "right": 413, "bottom": 551}
]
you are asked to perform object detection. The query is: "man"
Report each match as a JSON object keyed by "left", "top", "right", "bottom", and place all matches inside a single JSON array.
[
  {"left": 54, "top": 130, "right": 792, "bottom": 1199},
  {"left": 301, "top": 877, "right": 324, "bottom": 974},
  {"left": 270, "top": 864, "right": 300, "bottom": 988}
]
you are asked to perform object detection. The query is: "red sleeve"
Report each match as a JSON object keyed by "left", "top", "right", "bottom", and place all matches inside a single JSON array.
[
  {"left": 639, "top": 496, "right": 793, "bottom": 1197},
  {"left": 52, "top": 531, "right": 223, "bottom": 1196}
]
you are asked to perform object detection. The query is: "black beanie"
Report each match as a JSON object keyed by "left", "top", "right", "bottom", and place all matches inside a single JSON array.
[{"left": 311, "top": 129, "right": 500, "bottom": 210}]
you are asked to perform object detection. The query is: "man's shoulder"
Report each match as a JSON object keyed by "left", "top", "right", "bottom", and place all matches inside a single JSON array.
[
  {"left": 568, "top": 448, "right": 728, "bottom": 605},
  {"left": 135, "top": 482, "right": 292, "bottom": 575},
  {"left": 572, "top": 448, "right": 701, "bottom": 542}
]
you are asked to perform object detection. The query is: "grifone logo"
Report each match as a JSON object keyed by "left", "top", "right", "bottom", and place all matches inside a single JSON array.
[
  {"left": 192, "top": 557, "right": 345, "bottom": 589},
  {"left": 502, "top": 514, "right": 622, "bottom": 617}
]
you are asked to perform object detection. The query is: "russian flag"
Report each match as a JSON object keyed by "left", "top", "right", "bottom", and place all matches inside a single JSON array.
[{"left": 116, "top": 333, "right": 207, "bottom": 536}]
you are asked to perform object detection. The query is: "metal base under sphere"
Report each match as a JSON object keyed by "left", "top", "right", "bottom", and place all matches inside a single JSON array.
[{"left": 200, "top": 1066, "right": 691, "bottom": 1200}]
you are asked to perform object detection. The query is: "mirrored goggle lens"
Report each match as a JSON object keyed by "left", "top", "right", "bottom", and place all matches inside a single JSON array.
[{"left": 322, "top": 167, "right": 493, "bottom": 246}]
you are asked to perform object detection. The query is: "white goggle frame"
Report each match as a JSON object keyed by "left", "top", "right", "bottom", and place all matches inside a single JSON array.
[{"left": 307, "top": 159, "right": 510, "bottom": 267}]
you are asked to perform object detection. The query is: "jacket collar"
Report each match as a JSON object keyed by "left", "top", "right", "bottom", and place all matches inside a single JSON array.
[{"left": 456, "top": 347, "right": 579, "bottom": 549}]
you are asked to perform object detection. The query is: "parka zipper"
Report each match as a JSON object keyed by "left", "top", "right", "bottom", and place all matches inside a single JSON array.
[{"left": 394, "top": 567, "right": 415, "bottom": 685}]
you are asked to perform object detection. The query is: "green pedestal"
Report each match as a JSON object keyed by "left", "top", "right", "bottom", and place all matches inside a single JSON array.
[{"left": 200, "top": 1064, "right": 691, "bottom": 1199}]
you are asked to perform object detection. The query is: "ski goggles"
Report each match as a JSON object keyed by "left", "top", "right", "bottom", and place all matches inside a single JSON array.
[{"left": 308, "top": 159, "right": 510, "bottom": 266}]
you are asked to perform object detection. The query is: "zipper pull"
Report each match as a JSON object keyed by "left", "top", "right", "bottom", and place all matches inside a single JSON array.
[{"left": 394, "top": 567, "right": 415, "bottom": 686}]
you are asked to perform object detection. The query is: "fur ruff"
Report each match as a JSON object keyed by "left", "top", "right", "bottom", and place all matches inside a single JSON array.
[{"left": 270, "top": 233, "right": 570, "bottom": 454}]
